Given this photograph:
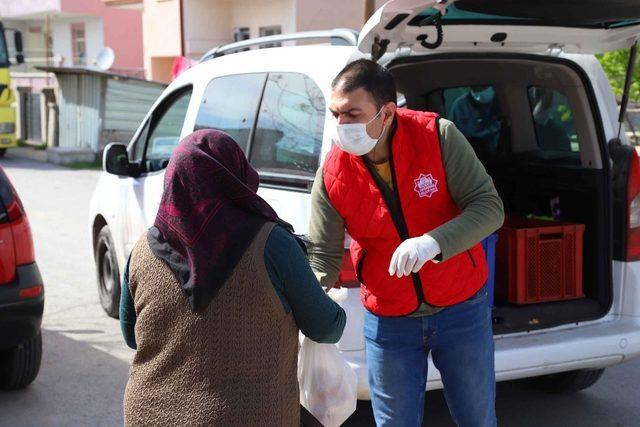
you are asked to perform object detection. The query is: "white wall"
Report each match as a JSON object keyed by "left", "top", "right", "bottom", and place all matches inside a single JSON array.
[
  {"left": 229, "top": 0, "right": 296, "bottom": 39},
  {"left": 142, "top": 0, "right": 181, "bottom": 60},
  {"left": 294, "top": 0, "right": 387, "bottom": 33},
  {"left": 183, "top": 0, "right": 231, "bottom": 58},
  {"left": 51, "top": 19, "right": 71, "bottom": 64},
  {"left": 85, "top": 17, "right": 104, "bottom": 66},
  {"left": 0, "top": 0, "right": 61, "bottom": 18},
  {"left": 2, "top": 20, "right": 29, "bottom": 54},
  {"left": 183, "top": 0, "right": 296, "bottom": 59},
  {"left": 50, "top": 16, "right": 103, "bottom": 67}
]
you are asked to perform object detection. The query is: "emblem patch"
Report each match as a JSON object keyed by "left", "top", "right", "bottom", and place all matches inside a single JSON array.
[{"left": 413, "top": 173, "right": 438, "bottom": 198}]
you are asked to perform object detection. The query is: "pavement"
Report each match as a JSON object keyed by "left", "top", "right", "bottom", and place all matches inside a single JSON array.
[{"left": 0, "top": 153, "right": 639, "bottom": 427}]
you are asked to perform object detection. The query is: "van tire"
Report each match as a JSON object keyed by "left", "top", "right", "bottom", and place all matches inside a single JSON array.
[
  {"left": 532, "top": 368, "right": 605, "bottom": 394},
  {"left": 96, "top": 225, "right": 121, "bottom": 318},
  {"left": 0, "top": 333, "right": 43, "bottom": 390},
  {"left": 0, "top": 148, "right": 6, "bottom": 158}
]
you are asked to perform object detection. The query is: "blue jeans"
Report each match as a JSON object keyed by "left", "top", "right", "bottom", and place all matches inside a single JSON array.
[{"left": 364, "top": 286, "right": 496, "bottom": 427}]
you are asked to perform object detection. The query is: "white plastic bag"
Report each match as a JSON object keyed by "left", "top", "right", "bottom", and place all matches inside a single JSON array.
[{"left": 298, "top": 337, "right": 358, "bottom": 427}]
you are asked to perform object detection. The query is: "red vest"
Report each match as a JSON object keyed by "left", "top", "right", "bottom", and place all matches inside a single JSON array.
[{"left": 323, "top": 109, "right": 488, "bottom": 316}]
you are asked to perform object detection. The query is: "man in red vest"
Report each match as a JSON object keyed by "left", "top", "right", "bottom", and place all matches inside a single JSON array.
[{"left": 309, "top": 59, "right": 504, "bottom": 426}]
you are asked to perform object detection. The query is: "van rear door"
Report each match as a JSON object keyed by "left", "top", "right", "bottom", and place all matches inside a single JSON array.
[{"left": 359, "top": 0, "right": 640, "bottom": 58}]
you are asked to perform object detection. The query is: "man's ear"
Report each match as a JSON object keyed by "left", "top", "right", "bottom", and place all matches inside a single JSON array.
[{"left": 385, "top": 102, "right": 398, "bottom": 122}]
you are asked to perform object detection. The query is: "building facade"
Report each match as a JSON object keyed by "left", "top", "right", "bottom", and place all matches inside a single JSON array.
[
  {"left": 1, "top": 0, "right": 144, "bottom": 78},
  {"left": 0, "top": 0, "right": 145, "bottom": 144},
  {"left": 107, "top": 0, "right": 385, "bottom": 83}
]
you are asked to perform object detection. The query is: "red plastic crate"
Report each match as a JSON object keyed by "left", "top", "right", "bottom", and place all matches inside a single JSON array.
[{"left": 496, "top": 217, "right": 585, "bottom": 305}]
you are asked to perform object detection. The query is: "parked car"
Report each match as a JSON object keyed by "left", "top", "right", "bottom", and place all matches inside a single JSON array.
[
  {"left": 90, "top": 0, "right": 640, "bottom": 399},
  {"left": 0, "top": 166, "right": 43, "bottom": 390}
]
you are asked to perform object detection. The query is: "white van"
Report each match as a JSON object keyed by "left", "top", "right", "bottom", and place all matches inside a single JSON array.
[{"left": 89, "top": 0, "right": 640, "bottom": 399}]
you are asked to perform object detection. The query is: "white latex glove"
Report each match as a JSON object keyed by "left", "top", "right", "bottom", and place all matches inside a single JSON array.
[{"left": 388, "top": 234, "right": 441, "bottom": 278}]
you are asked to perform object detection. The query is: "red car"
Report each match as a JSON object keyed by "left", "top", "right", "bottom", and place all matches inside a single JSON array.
[{"left": 0, "top": 166, "right": 43, "bottom": 389}]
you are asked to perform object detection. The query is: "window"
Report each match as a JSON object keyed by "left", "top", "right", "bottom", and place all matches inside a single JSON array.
[
  {"left": 527, "top": 86, "right": 579, "bottom": 152},
  {"left": 194, "top": 73, "right": 266, "bottom": 152},
  {"left": 131, "top": 119, "right": 150, "bottom": 162},
  {"left": 129, "top": 87, "right": 192, "bottom": 172},
  {"left": 71, "top": 23, "right": 86, "bottom": 66},
  {"left": 259, "top": 26, "right": 282, "bottom": 48},
  {"left": 251, "top": 72, "right": 325, "bottom": 179},
  {"left": 234, "top": 27, "right": 250, "bottom": 42},
  {"left": 0, "top": 27, "right": 8, "bottom": 67},
  {"left": 145, "top": 88, "right": 191, "bottom": 160},
  {"left": 443, "top": 85, "right": 502, "bottom": 157}
]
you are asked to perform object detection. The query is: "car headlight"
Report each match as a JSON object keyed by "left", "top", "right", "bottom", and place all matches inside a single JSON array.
[{"left": 0, "top": 122, "right": 15, "bottom": 134}]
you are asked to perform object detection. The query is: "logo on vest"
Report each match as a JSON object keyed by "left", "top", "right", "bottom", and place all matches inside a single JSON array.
[{"left": 414, "top": 173, "right": 438, "bottom": 198}]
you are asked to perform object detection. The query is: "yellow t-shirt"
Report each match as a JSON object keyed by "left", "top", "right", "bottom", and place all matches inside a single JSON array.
[{"left": 373, "top": 161, "right": 394, "bottom": 190}]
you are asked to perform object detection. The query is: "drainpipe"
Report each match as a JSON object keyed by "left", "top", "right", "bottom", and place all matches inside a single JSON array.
[
  {"left": 363, "top": 0, "right": 376, "bottom": 24},
  {"left": 45, "top": 14, "right": 51, "bottom": 87},
  {"left": 179, "top": 0, "right": 185, "bottom": 57}
]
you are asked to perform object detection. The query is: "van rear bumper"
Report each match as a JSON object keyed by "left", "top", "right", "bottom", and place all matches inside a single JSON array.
[{"left": 340, "top": 315, "right": 640, "bottom": 400}]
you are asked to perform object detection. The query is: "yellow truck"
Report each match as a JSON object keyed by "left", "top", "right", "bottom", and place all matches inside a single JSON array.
[{"left": 0, "top": 23, "right": 23, "bottom": 158}]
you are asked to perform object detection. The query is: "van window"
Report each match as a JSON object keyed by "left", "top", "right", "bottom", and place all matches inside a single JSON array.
[
  {"left": 145, "top": 90, "right": 192, "bottom": 162},
  {"left": 131, "top": 118, "right": 150, "bottom": 162},
  {"left": 443, "top": 85, "right": 502, "bottom": 157},
  {"left": 527, "top": 86, "right": 580, "bottom": 153},
  {"left": 195, "top": 73, "right": 267, "bottom": 152},
  {"left": 251, "top": 72, "right": 325, "bottom": 178}
]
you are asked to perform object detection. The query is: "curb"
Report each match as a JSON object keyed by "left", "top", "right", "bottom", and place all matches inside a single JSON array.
[
  {"left": 5, "top": 147, "right": 48, "bottom": 163},
  {"left": 3, "top": 147, "right": 99, "bottom": 166}
]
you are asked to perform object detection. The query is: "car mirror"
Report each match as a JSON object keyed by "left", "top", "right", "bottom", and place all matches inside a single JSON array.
[
  {"left": 14, "top": 31, "right": 24, "bottom": 64},
  {"left": 103, "top": 143, "right": 139, "bottom": 177}
]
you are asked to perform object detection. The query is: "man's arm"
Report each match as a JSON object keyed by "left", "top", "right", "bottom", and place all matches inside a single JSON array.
[
  {"left": 428, "top": 119, "right": 505, "bottom": 261},
  {"left": 308, "top": 166, "right": 345, "bottom": 288}
]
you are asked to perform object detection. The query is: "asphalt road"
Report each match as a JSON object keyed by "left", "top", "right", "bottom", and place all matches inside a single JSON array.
[{"left": 0, "top": 154, "right": 639, "bottom": 427}]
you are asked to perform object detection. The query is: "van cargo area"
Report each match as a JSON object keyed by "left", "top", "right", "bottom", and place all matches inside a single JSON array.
[{"left": 390, "top": 53, "right": 613, "bottom": 335}]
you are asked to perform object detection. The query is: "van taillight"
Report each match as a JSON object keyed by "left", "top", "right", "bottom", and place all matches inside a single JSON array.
[
  {"left": 0, "top": 169, "right": 35, "bottom": 265},
  {"left": 626, "top": 149, "right": 640, "bottom": 260},
  {"left": 11, "top": 214, "right": 35, "bottom": 265},
  {"left": 0, "top": 172, "right": 23, "bottom": 222}
]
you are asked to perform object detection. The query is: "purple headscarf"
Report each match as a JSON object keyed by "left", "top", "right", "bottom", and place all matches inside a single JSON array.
[{"left": 150, "top": 129, "right": 294, "bottom": 312}]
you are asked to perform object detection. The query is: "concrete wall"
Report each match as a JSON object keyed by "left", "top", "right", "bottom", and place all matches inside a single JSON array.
[
  {"left": 230, "top": 0, "right": 296, "bottom": 39},
  {"left": 182, "top": 0, "right": 296, "bottom": 59},
  {"left": 0, "top": 0, "right": 144, "bottom": 72},
  {"left": 0, "top": 0, "right": 61, "bottom": 17},
  {"left": 294, "top": 0, "right": 386, "bottom": 32},
  {"left": 183, "top": 0, "right": 230, "bottom": 58},
  {"left": 49, "top": 17, "right": 104, "bottom": 67},
  {"left": 142, "top": 0, "right": 181, "bottom": 81},
  {"left": 61, "top": 0, "right": 144, "bottom": 71},
  {"left": 295, "top": 0, "right": 362, "bottom": 32},
  {"left": 144, "top": 0, "right": 390, "bottom": 83}
]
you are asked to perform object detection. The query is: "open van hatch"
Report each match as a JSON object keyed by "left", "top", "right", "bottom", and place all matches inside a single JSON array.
[{"left": 358, "top": 0, "right": 640, "bottom": 59}]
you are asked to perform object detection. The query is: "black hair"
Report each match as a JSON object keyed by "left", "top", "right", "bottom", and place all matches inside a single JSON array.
[{"left": 331, "top": 59, "right": 397, "bottom": 108}]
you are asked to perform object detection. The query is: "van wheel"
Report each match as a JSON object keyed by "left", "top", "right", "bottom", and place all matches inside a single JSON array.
[
  {"left": 0, "top": 333, "right": 42, "bottom": 390},
  {"left": 96, "top": 225, "right": 121, "bottom": 318},
  {"left": 0, "top": 148, "right": 6, "bottom": 158},
  {"left": 532, "top": 368, "right": 605, "bottom": 394}
]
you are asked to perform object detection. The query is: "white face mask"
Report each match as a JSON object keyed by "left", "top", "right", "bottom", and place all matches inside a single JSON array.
[{"left": 331, "top": 108, "right": 387, "bottom": 156}]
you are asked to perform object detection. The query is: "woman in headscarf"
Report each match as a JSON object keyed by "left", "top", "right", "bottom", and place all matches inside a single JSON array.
[{"left": 119, "top": 129, "right": 346, "bottom": 427}]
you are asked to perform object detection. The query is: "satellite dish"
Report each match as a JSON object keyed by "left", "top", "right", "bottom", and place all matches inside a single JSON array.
[{"left": 94, "top": 47, "right": 115, "bottom": 70}]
